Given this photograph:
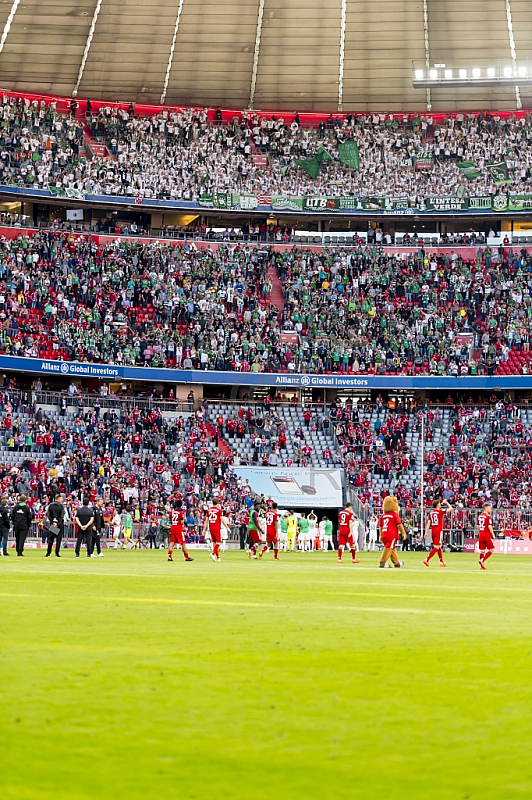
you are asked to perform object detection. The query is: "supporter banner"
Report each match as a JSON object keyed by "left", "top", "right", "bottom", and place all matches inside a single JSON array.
[
  {"left": 198, "top": 194, "right": 214, "bottom": 207},
  {"left": 468, "top": 196, "right": 493, "bottom": 211},
  {"left": 508, "top": 194, "right": 532, "bottom": 212},
  {"left": 271, "top": 196, "right": 303, "bottom": 212},
  {"left": 3, "top": 184, "right": 532, "bottom": 216},
  {"left": 425, "top": 196, "right": 469, "bottom": 212},
  {"left": 213, "top": 191, "right": 231, "bottom": 209},
  {"left": 384, "top": 198, "right": 410, "bottom": 211},
  {"left": 231, "top": 467, "right": 344, "bottom": 509},
  {"left": 457, "top": 160, "right": 482, "bottom": 180},
  {"left": 337, "top": 141, "right": 360, "bottom": 171},
  {"left": 414, "top": 149, "right": 433, "bottom": 171},
  {"left": 487, "top": 162, "right": 511, "bottom": 185},
  {"left": 303, "top": 196, "right": 339, "bottom": 211},
  {"left": 4, "top": 354, "right": 532, "bottom": 390},
  {"left": 232, "top": 193, "right": 259, "bottom": 210}
]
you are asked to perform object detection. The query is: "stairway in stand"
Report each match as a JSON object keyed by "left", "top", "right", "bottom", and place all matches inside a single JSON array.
[
  {"left": 266, "top": 265, "right": 285, "bottom": 324},
  {"left": 205, "top": 422, "right": 233, "bottom": 457}
]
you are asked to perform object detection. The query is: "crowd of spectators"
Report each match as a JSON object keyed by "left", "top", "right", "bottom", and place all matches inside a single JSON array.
[
  {"left": 276, "top": 243, "right": 532, "bottom": 376},
  {"left": 1, "top": 230, "right": 532, "bottom": 376},
  {"left": 2, "top": 94, "right": 532, "bottom": 200}
]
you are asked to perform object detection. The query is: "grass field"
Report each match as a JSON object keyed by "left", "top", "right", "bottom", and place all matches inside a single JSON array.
[{"left": 2, "top": 549, "right": 532, "bottom": 800}]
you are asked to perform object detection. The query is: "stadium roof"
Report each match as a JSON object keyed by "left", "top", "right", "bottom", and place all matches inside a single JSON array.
[{"left": 0, "top": 0, "right": 532, "bottom": 112}]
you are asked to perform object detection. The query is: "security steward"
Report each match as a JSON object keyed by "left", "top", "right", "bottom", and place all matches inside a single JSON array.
[
  {"left": 45, "top": 493, "right": 65, "bottom": 558},
  {"left": 89, "top": 498, "right": 105, "bottom": 557},
  {"left": 75, "top": 497, "right": 95, "bottom": 558},
  {"left": 11, "top": 494, "right": 33, "bottom": 556}
]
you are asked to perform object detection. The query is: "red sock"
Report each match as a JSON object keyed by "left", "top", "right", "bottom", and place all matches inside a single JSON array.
[
  {"left": 213, "top": 544, "right": 219, "bottom": 557},
  {"left": 483, "top": 551, "right": 492, "bottom": 562},
  {"left": 261, "top": 545, "right": 268, "bottom": 555},
  {"left": 351, "top": 548, "right": 357, "bottom": 561},
  {"left": 168, "top": 549, "right": 172, "bottom": 557},
  {"left": 274, "top": 549, "right": 279, "bottom": 559},
  {"left": 338, "top": 547, "right": 343, "bottom": 560},
  {"left": 427, "top": 548, "right": 437, "bottom": 561},
  {"left": 250, "top": 545, "right": 256, "bottom": 556},
  {"left": 438, "top": 549, "right": 444, "bottom": 562}
]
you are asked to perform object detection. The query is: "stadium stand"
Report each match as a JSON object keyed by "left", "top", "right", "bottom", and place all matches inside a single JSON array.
[
  {"left": 0, "top": 227, "right": 531, "bottom": 376},
  {"left": 2, "top": 93, "right": 532, "bottom": 200}
]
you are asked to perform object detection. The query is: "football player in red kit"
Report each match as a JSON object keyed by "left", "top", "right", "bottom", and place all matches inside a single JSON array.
[
  {"left": 423, "top": 498, "right": 452, "bottom": 568},
  {"left": 265, "top": 502, "right": 280, "bottom": 560},
  {"left": 202, "top": 497, "right": 225, "bottom": 562},
  {"left": 167, "top": 500, "right": 194, "bottom": 563},
  {"left": 378, "top": 495, "right": 406, "bottom": 568},
  {"left": 337, "top": 502, "right": 361, "bottom": 564},
  {"left": 477, "top": 502, "right": 495, "bottom": 570}
]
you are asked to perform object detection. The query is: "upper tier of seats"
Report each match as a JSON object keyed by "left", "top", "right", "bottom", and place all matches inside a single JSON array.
[{"left": 1, "top": 92, "right": 532, "bottom": 200}]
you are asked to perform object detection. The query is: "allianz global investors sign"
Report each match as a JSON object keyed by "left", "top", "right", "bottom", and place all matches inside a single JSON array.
[{"left": 40, "top": 362, "right": 120, "bottom": 378}]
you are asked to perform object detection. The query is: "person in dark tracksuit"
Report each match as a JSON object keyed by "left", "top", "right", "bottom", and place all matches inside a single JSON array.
[
  {"left": 0, "top": 497, "right": 11, "bottom": 555},
  {"left": 75, "top": 497, "right": 94, "bottom": 558},
  {"left": 89, "top": 498, "right": 105, "bottom": 557},
  {"left": 45, "top": 494, "right": 65, "bottom": 558},
  {"left": 11, "top": 494, "right": 33, "bottom": 556}
]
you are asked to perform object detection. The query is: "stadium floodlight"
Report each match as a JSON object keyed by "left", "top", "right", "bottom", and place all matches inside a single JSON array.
[
  {"left": 487, "top": 67, "right": 496, "bottom": 78},
  {"left": 504, "top": 66, "right": 513, "bottom": 78},
  {"left": 429, "top": 69, "right": 438, "bottom": 80},
  {"left": 518, "top": 66, "right": 527, "bottom": 78},
  {"left": 472, "top": 68, "right": 481, "bottom": 78},
  {"left": 415, "top": 69, "right": 424, "bottom": 80},
  {"left": 444, "top": 69, "right": 453, "bottom": 79},
  {"left": 459, "top": 69, "right": 467, "bottom": 79}
]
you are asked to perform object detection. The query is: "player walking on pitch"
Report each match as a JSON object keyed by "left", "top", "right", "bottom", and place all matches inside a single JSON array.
[
  {"left": 477, "top": 502, "right": 495, "bottom": 570},
  {"left": 265, "top": 502, "right": 280, "bottom": 560},
  {"left": 337, "top": 502, "right": 361, "bottom": 564},
  {"left": 168, "top": 500, "right": 194, "bottom": 563},
  {"left": 423, "top": 499, "right": 452, "bottom": 567},
  {"left": 378, "top": 496, "right": 406, "bottom": 568},
  {"left": 202, "top": 498, "right": 226, "bottom": 562},
  {"left": 248, "top": 502, "right": 266, "bottom": 559}
]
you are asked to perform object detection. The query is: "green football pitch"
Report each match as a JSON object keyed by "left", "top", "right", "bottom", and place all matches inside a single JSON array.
[{"left": 2, "top": 550, "right": 532, "bottom": 800}]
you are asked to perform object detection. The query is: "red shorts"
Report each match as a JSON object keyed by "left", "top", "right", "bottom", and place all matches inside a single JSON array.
[
  {"left": 479, "top": 536, "right": 494, "bottom": 551},
  {"left": 432, "top": 532, "right": 442, "bottom": 547},
  {"left": 210, "top": 530, "right": 222, "bottom": 544},
  {"left": 381, "top": 534, "right": 397, "bottom": 549},
  {"left": 249, "top": 530, "right": 262, "bottom": 545},
  {"left": 170, "top": 528, "right": 185, "bottom": 544},
  {"left": 266, "top": 532, "right": 278, "bottom": 544},
  {"left": 338, "top": 532, "right": 353, "bottom": 548}
]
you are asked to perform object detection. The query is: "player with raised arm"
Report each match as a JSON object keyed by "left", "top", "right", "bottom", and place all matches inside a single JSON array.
[
  {"left": 248, "top": 502, "right": 266, "bottom": 559},
  {"left": 202, "top": 498, "right": 225, "bottom": 562},
  {"left": 378, "top": 495, "right": 406, "bottom": 569},
  {"left": 167, "top": 500, "right": 194, "bottom": 563},
  {"left": 423, "top": 499, "right": 452, "bottom": 568},
  {"left": 477, "top": 502, "right": 495, "bottom": 570},
  {"left": 337, "top": 502, "right": 361, "bottom": 564},
  {"left": 265, "top": 502, "right": 280, "bottom": 560}
]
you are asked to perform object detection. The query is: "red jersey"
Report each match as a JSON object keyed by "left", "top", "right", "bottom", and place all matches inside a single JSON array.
[
  {"left": 265, "top": 510, "right": 279, "bottom": 537},
  {"left": 170, "top": 509, "right": 184, "bottom": 532},
  {"left": 478, "top": 513, "right": 493, "bottom": 536},
  {"left": 428, "top": 508, "right": 444, "bottom": 536},
  {"left": 379, "top": 510, "right": 402, "bottom": 539},
  {"left": 338, "top": 508, "right": 354, "bottom": 535},
  {"left": 206, "top": 506, "right": 223, "bottom": 535}
]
